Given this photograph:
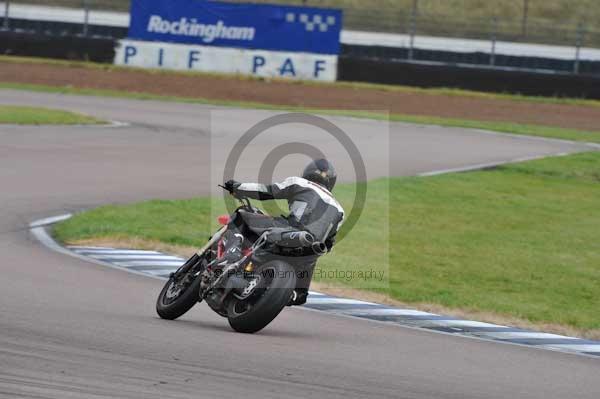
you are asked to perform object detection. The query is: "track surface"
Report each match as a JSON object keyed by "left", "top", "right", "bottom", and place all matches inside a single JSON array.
[{"left": 0, "top": 89, "right": 598, "bottom": 398}]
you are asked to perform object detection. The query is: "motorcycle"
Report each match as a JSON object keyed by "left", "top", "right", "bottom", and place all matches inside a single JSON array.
[{"left": 156, "top": 186, "right": 326, "bottom": 333}]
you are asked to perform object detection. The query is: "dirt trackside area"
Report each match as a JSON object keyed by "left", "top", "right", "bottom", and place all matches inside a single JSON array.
[{"left": 1, "top": 59, "right": 600, "bottom": 132}]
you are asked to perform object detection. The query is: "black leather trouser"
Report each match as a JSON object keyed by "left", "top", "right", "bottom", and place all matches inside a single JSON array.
[{"left": 224, "top": 211, "right": 317, "bottom": 293}]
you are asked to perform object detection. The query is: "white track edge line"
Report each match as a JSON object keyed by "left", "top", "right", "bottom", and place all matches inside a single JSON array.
[
  {"left": 29, "top": 196, "right": 600, "bottom": 360},
  {"left": 29, "top": 213, "right": 73, "bottom": 228},
  {"left": 420, "top": 153, "right": 554, "bottom": 177},
  {"left": 295, "top": 306, "right": 600, "bottom": 360},
  {"left": 30, "top": 219, "right": 167, "bottom": 283},
  {"left": 66, "top": 120, "right": 130, "bottom": 128},
  {"left": 30, "top": 221, "right": 599, "bottom": 360},
  {"left": 90, "top": 254, "right": 184, "bottom": 260}
]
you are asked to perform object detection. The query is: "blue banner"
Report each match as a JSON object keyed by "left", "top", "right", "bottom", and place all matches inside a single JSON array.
[{"left": 128, "top": 0, "right": 342, "bottom": 55}]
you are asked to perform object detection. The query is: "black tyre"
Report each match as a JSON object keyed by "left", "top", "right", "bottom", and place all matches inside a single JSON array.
[
  {"left": 156, "top": 257, "right": 202, "bottom": 320},
  {"left": 227, "top": 260, "right": 296, "bottom": 334}
]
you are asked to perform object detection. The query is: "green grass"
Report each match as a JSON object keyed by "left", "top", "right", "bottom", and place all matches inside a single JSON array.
[
  {"left": 239, "top": 0, "right": 600, "bottom": 45},
  {"left": 1, "top": 81, "right": 599, "bottom": 144},
  {"left": 383, "top": 152, "right": 600, "bottom": 330},
  {"left": 3, "top": 55, "right": 600, "bottom": 109},
  {"left": 388, "top": 115, "right": 600, "bottom": 143},
  {"left": 17, "top": 1, "right": 600, "bottom": 46},
  {"left": 16, "top": 0, "right": 600, "bottom": 25},
  {"left": 0, "top": 105, "right": 102, "bottom": 125},
  {"left": 2, "top": 55, "right": 600, "bottom": 142},
  {"left": 54, "top": 152, "right": 600, "bottom": 331}
]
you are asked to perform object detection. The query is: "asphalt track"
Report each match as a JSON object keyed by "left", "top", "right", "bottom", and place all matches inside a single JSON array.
[{"left": 0, "top": 89, "right": 598, "bottom": 398}]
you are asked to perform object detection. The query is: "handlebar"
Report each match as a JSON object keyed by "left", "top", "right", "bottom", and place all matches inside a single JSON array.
[
  {"left": 218, "top": 184, "right": 252, "bottom": 210},
  {"left": 217, "top": 184, "right": 231, "bottom": 193}
]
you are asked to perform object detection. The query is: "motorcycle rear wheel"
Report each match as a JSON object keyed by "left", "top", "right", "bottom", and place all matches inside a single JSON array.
[{"left": 227, "top": 260, "right": 296, "bottom": 334}]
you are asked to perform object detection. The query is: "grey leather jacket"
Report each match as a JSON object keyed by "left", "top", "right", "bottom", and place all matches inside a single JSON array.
[{"left": 234, "top": 176, "right": 345, "bottom": 244}]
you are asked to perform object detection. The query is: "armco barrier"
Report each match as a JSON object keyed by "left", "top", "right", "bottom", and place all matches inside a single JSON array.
[
  {"left": 342, "top": 44, "right": 600, "bottom": 75},
  {"left": 0, "top": 31, "right": 116, "bottom": 63},
  {"left": 3, "top": 31, "right": 600, "bottom": 99},
  {"left": 5, "top": 16, "right": 600, "bottom": 75},
  {"left": 6, "top": 18, "right": 128, "bottom": 39},
  {"left": 338, "top": 55, "right": 600, "bottom": 99}
]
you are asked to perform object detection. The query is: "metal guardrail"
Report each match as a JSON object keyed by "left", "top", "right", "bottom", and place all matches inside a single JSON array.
[
  {"left": 8, "top": 0, "right": 129, "bottom": 12},
  {"left": 4, "top": 0, "right": 600, "bottom": 46},
  {"left": 1, "top": 0, "right": 598, "bottom": 74}
]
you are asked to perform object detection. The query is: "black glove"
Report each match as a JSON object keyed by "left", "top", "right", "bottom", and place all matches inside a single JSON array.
[{"left": 223, "top": 179, "right": 241, "bottom": 194}]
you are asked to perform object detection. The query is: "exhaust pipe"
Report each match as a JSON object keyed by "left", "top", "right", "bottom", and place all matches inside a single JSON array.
[
  {"left": 280, "top": 231, "right": 314, "bottom": 247},
  {"left": 279, "top": 231, "right": 327, "bottom": 255},
  {"left": 311, "top": 241, "right": 327, "bottom": 255}
]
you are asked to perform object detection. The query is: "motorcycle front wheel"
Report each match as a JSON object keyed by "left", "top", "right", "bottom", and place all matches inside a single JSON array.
[
  {"left": 156, "top": 255, "right": 202, "bottom": 320},
  {"left": 227, "top": 260, "right": 296, "bottom": 334}
]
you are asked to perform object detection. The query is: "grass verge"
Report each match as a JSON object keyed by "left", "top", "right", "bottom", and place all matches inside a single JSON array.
[
  {"left": 2, "top": 55, "right": 600, "bottom": 108},
  {"left": 0, "top": 105, "right": 102, "bottom": 125},
  {"left": 54, "top": 152, "right": 600, "bottom": 338},
  {"left": 1, "top": 81, "right": 599, "bottom": 143}
]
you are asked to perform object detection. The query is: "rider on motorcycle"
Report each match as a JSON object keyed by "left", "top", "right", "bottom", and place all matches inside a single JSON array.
[{"left": 222, "top": 159, "right": 344, "bottom": 306}]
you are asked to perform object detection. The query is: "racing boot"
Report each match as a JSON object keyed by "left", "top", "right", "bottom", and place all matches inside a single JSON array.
[
  {"left": 287, "top": 288, "right": 309, "bottom": 306},
  {"left": 220, "top": 229, "right": 245, "bottom": 265}
]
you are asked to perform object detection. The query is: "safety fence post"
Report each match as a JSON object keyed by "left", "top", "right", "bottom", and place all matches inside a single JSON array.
[
  {"left": 490, "top": 17, "right": 498, "bottom": 66},
  {"left": 83, "top": 0, "right": 90, "bottom": 36},
  {"left": 3, "top": 0, "right": 9, "bottom": 30},
  {"left": 521, "top": 0, "right": 529, "bottom": 38},
  {"left": 574, "top": 22, "right": 585, "bottom": 74},
  {"left": 408, "top": 0, "right": 418, "bottom": 60}
]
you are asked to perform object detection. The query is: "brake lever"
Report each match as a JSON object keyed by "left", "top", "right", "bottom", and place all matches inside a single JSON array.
[
  {"left": 218, "top": 184, "right": 236, "bottom": 197},
  {"left": 218, "top": 184, "right": 246, "bottom": 206}
]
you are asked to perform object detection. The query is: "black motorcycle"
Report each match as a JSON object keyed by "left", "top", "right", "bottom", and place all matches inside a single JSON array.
[{"left": 156, "top": 187, "right": 326, "bottom": 333}]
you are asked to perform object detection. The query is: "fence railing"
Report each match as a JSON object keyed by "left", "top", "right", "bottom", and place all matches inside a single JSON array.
[
  {"left": 1, "top": 0, "right": 599, "bottom": 74},
  {"left": 8, "top": 0, "right": 129, "bottom": 12},
  {"left": 4, "top": 1, "right": 600, "bottom": 46}
]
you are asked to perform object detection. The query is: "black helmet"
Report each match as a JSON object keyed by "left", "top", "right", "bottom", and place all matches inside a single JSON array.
[{"left": 302, "top": 159, "right": 337, "bottom": 191}]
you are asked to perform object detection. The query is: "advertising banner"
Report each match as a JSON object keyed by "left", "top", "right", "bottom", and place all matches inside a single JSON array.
[
  {"left": 115, "top": 39, "right": 338, "bottom": 81},
  {"left": 128, "top": 0, "right": 342, "bottom": 55}
]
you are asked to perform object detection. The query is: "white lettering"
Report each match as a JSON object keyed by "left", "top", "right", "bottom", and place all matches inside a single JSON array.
[
  {"left": 159, "top": 20, "right": 170, "bottom": 33},
  {"left": 114, "top": 40, "right": 338, "bottom": 82},
  {"left": 147, "top": 16, "right": 162, "bottom": 32},
  {"left": 146, "top": 15, "right": 255, "bottom": 43}
]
